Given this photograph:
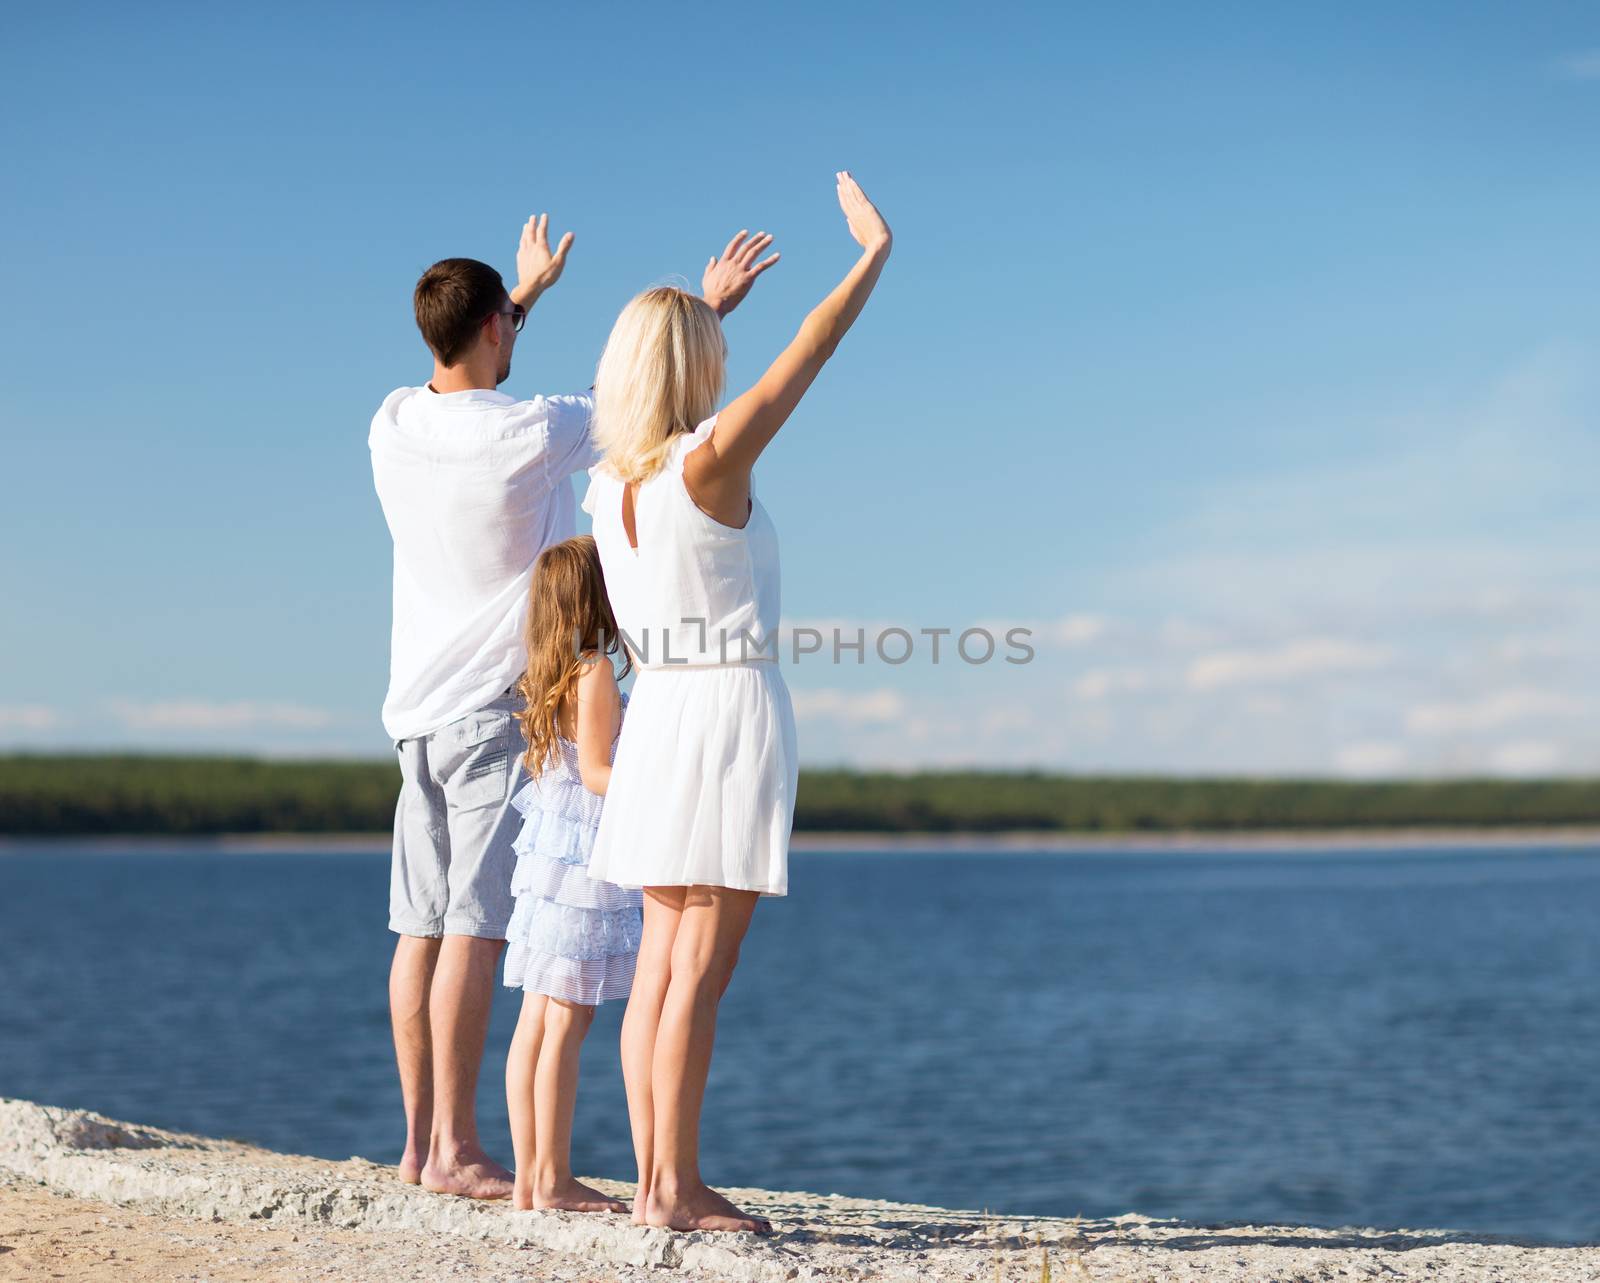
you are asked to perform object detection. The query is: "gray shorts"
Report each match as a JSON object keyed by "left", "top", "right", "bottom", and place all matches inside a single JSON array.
[{"left": 389, "top": 687, "right": 528, "bottom": 939}]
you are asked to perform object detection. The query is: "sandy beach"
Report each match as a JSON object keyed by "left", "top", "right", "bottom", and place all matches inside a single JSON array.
[{"left": 2, "top": 1098, "right": 1594, "bottom": 1282}]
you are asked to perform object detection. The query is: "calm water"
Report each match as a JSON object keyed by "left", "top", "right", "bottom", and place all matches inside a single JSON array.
[{"left": 2, "top": 843, "right": 1597, "bottom": 1243}]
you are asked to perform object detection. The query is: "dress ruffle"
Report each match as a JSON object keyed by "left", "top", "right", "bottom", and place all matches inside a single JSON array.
[
  {"left": 503, "top": 941, "right": 638, "bottom": 1006},
  {"left": 510, "top": 763, "right": 605, "bottom": 831},
  {"left": 511, "top": 830, "right": 641, "bottom": 912},
  {"left": 511, "top": 805, "right": 598, "bottom": 867},
  {"left": 505, "top": 894, "right": 642, "bottom": 959}
]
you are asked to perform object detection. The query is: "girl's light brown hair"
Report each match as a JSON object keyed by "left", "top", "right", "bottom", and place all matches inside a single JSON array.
[{"left": 516, "top": 536, "right": 630, "bottom": 774}]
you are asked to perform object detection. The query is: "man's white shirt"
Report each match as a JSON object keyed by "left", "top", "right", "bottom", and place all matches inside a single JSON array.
[{"left": 369, "top": 385, "right": 596, "bottom": 741}]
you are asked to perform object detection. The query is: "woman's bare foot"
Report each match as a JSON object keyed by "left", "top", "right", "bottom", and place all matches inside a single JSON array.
[
  {"left": 397, "top": 1146, "right": 426, "bottom": 1185},
  {"left": 631, "top": 1182, "right": 650, "bottom": 1226},
  {"left": 645, "top": 1181, "right": 772, "bottom": 1234},
  {"left": 420, "top": 1148, "right": 514, "bottom": 1199},
  {"left": 531, "top": 1176, "right": 628, "bottom": 1213}
]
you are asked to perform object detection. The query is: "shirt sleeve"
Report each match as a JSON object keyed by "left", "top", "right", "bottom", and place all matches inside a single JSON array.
[{"left": 541, "top": 392, "right": 599, "bottom": 481}]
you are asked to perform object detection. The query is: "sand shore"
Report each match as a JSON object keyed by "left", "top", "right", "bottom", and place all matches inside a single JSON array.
[{"left": 1, "top": 1099, "right": 1593, "bottom": 1282}]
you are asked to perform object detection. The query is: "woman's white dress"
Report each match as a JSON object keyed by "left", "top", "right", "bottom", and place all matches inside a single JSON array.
[{"left": 582, "top": 416, "right": 797, "bottom": 896}]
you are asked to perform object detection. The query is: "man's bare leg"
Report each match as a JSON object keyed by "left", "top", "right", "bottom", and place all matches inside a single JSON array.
[
  {"left": 621, "top": 888, "right": 683, "bottom": 1222},
  {"left": 420, "top": 934, "right": 514, "bottom": 1199},
  {"left": 644, "top": 886, "right": 771, "bottom": 1234},
  {"left": 389, "top": 934, "right": 441, "bottom": 1183}
]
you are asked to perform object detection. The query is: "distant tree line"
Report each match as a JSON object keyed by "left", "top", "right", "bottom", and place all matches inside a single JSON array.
[
  {"left": 794, "top": 770, "right": 1600, "bottom": 832},
  {"left": 0, "top": 754, "right": 1595, "bottom": 837}
]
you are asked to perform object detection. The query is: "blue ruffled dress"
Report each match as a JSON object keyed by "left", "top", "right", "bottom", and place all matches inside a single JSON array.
[{"left": 502, "top": 696, "right": 642, "bottom": 1004}]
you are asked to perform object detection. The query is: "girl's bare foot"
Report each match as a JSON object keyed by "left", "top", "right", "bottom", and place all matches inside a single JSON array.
[
  {"left": 533, "top": 1176, "right": 628, "bottom": 1213},
  {"left": 645, "top": 1181, "right": 772, "bottom": 1234},
  {"left": 397, "top": 1147, "right": 426, "bottom": 1185}
]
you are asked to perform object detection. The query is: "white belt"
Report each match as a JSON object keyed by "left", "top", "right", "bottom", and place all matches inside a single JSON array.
[{"left": 633, "top": 656, "right": 779, "bottom": 672}]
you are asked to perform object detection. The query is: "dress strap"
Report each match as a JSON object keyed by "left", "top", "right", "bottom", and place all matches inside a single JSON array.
[{"left": 666, "top": 416, "right": 718, "bottom": 476}]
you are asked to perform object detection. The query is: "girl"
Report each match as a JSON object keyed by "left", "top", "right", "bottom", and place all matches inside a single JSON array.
[
  {"left": 582, "top": 172, "right": 892, "bottom": 1232},
  {"left": 504, "top": 535, "right": 640, "bottom": 1213}
]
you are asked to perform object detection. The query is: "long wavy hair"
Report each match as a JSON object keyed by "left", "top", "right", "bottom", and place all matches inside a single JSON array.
[
  {"left": 516, "top": 536, "right": 630, "bottom": 774},
  {"left": 593, "top": 285, "right": 727, "bottom": 482}
]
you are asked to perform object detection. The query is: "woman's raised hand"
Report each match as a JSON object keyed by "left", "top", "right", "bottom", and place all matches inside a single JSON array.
[
  {"left": 836, "top": 171, "right": 891, "bottom": 254},
  {"left": 687, "top": 169, "right": 893, "bottom": 494}
]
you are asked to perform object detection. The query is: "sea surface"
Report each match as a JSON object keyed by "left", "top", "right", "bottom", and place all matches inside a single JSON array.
[{"left": 2, "top": 842, "right": 1596, "bottom": 1244}]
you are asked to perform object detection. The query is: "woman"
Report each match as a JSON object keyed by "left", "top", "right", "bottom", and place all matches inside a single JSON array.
[{"left": 581, "top": 172, "right": 892, "bottom": 1233}]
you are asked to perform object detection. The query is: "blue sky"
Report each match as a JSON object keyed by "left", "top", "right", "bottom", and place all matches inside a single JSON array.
[{"left": 2, "top": 1, "right": 1595, "bottom": 775}]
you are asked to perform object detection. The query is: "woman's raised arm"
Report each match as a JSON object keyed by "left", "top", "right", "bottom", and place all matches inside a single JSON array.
[{"left": 685, "top": 173, "right": 891, "bottom": 520}]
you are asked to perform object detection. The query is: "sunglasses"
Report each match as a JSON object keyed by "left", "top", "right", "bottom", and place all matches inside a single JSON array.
[{"left": 492, "top": 304, "right": 527, "bottom": 333}]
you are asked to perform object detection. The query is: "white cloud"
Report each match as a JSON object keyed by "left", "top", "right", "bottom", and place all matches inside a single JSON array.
[
  {"left": 1044, "top": 614, "right": 1110, "bottom": 646},
  {"left": 0, "top": 705, "right": 60, "bottom": 730},
  {"left": 1072, "top": 667, "right": 1152, "bottom": 700},
  {"left": 1404, "top": 687, "right": 1582, "bottom": 736},
  {"left": 978, "top": 706, "right": 1035, "bottom": 735},
  {"left": 109, "top": 700, "right": 335, "bottom": 732},
  {"left": 1335, "top": 741, "right": 1410, "bottom": 777},
  {"left": 1493, "top": 634, "right": 1580, "bottom": 665},
  {"left": 1554, "top": 50, "right": 1600, "bottom": 80},
  {"left": 789, "top": 687, "right": 907, "bottom": 725},
  {"left": 1160, "top": 617, "right": 1225, "bottom": 649},
  {"left": 1186, "top": 638, "right": 1389, "bottom": 692},
  {"left": 1489, "top": 740, "right": 1565, "bottom": 776}
]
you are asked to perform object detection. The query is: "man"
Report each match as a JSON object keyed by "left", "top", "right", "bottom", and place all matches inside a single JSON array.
[{"left": 370, "top": 211, "right": 778, "bottom": 1198}]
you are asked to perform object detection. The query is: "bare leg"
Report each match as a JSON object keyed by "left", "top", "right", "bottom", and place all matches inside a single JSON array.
[
  {"left": 621, "top": 889, "right": 684, "bottom": 1223},
  {"left": 528, "top": 999, "right": 626, "bottom": 1212},
  {"left": 389, "top": 934, "right": 441, "bottom": 1183},
  {"left": 420, "top": 934, "right": 515, "bottom": 1199},
  {"left": 644, "top": 886, "right": 770, "bottom": 1234},
  {"left": 506, "top": 991, "right": 547, "bottom": 1210}
]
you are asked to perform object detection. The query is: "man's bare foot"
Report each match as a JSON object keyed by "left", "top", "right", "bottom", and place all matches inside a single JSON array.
[
  {"left": 397, "top": 1146, "right": 426, "bottom": 1185},
  {"left": 645, "top": 1181, "right": 772, "bottom": 1234},
  {"left": 420, "top": 1149, "right": 514, "bottom": 1199},
  {"left": 531, "top": 1176, "right": 628, "bottom": 1213}
]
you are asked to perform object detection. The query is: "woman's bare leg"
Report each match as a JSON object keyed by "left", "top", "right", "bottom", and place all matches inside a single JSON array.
[
  {"left": 622, "top": 889, "right": 685, "bottom": 1223},
  {"left": 644, "top": 886, "right": 770, "bottom": 1234},
  {"left": 506, "top": 991, "right": 546, "bottom": 1210},
  {"left": 530, "top": 998, "right": 626, "bottom": 1212}
]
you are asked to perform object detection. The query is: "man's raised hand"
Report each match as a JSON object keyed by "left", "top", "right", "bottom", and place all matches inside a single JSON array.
[
  {"left": 701, "top": 230, "right": 780, "bottom": 318},
  {"left": 514, "top": 212, "right": 574, "bottom": 305}
]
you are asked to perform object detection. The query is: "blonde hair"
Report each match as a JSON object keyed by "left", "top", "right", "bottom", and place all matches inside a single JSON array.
[
  {"left": 516, "top": 536, "right": 631, "bottom": 774},
  {"left": 593, "top": 286, "right": 727, "bottom": 483}
]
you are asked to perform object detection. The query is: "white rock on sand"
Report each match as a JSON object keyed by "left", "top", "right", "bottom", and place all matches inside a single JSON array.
[{"left": 0, "top": 1098, "right": 1593, "bottom": 1282}]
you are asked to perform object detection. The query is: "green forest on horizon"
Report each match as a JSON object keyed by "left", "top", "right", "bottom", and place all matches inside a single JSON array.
[{"left": 1, "top": 753, "right": 1595, "bottom": 837}]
